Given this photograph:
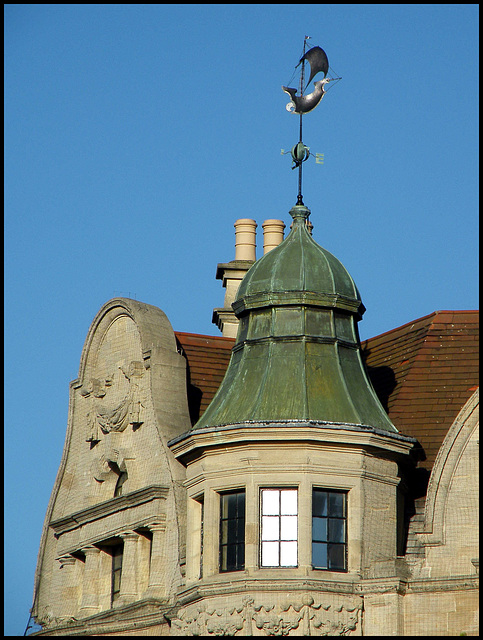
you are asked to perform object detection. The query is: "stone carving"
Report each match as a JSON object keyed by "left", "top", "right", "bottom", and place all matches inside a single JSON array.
[
  {"left": 35, "top": 607, "right": 78, "bottom": 629},
  {"left": 82, "top": 360, "right": 146, "bottom": 443},
  {"left": 90, "top": 447, "right": 129, "bottom": 483},
  {"left": 170, "top": 595, "right": 362, "bottom": 636}
]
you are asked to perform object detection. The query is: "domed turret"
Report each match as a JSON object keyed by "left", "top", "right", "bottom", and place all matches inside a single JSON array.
[
  {"left": 195, "top": 205, "right": 397, "bottom": 433},
  {"left": 235, "top": 204, "right": 364, "bottom": 319}
]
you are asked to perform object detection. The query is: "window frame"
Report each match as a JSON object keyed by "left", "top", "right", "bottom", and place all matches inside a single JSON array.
[
  {"left": 110, "top": 543, "right": 124, "bottom": 606},
  {"left": 311, "top": 488, "right": 347, "bottom": 572},
  {"left": 219, "top": 490, "right": 246, "bottom": 573},
  {"left": 259, "top": 487, "right": 298, "bottom": 568}
]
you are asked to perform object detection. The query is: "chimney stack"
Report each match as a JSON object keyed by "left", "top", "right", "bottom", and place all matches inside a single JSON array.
[{"left": 213, "top": 218, "right": 286, "bottom": 337}]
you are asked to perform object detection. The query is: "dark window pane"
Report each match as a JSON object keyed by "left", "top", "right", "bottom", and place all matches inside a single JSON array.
[
  {"left": 221, "top": 520, "right": 229, "bottom": 544},
  {"left": 312, "top": 517, "right": 327, "bottom": 542},
  {"left": 111, "top": 544, "right": 123, "bottom": 605},
  {"left": 224, "top": 493, "right": 237, "bottom": 518},
  {"left": 112, "top": 569, "right": 121, "bottom": 595},
  {"left": 328, "top": 519, "right": 345, "bottom": 543},
  {"left": 227, "top": 544, "right": 237, "bottom": 570},
  {"left": 312, "top": 490, "right": 327, "bottom": 517},
  {"left": 236, "top": 516, "right": 245, "bottom": 541},
  {"left": 237, "top": 492, "right": 245, "bottom": 511},
  {"left": 220, "top": 545, "right": 228, "bottom": 570},
  {"left": 231, "top": 494, "right": 240, "bottom": 518},
  {"left": 312, "top": 542, "right": 327, "bottom": 568},
  {"left": 227, "top": 518, "right": 237, "bottom": 542},
  {"left": 220, "top": 491, "right": 245, "bottom": 572},
  {"left": 237, "top": 544, "right": 245, "bottom": 568},
  {"left": 328, "top": 493, "right": 344, "bottom": 517},
  {"left": 328, "top": 543, "right": 345, "bottom": 570}
]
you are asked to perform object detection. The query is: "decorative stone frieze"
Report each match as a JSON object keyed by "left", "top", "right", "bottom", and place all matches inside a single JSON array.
[{"left": 170, "top": 594, "right": 362, "bottom": 636}]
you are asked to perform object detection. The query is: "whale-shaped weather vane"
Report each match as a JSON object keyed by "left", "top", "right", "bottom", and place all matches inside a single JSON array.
[
  {"left": 283, "top": 45, "right": 330, "bottom": 114},
  {"left": 282, "top": 37, "right": 341, "bottom": 205}
]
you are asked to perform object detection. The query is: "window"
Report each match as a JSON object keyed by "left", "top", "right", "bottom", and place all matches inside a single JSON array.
[
  {"left": 111, "top": 543, "right": 123, "bottom": 605},
  {"left": 219, "top": 491, "right": 245, "bottom": 572},
  {"left": 312, "top": 489, "right": 347, "bottom": 571},
  {"left": 260, "top": 489, "right": 298, "bottom": 567}
]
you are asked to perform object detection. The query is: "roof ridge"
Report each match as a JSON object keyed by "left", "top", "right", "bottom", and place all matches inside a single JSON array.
[
  {"left": 362, "top": 309, "right": 479, "bottom": 344},
  {"left": 175, "top": 331, "right": 235, "bottom": 343}
]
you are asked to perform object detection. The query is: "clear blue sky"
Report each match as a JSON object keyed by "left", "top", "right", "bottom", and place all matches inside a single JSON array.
[{"left": 4, "top": 4, "right": 479, "bottom": 635}]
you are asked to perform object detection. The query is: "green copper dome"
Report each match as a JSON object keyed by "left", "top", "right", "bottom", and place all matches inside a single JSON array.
[
  {"left": 236, "top": 205, "right": 363, "bottom": 316},
  {"left": 195, "top": 205, "right": 397, "bottom": 433}
]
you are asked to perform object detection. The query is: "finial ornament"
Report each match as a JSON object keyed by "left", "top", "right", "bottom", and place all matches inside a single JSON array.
[{"left": 282, "top": 37, "right": 341, "bottom": 206}]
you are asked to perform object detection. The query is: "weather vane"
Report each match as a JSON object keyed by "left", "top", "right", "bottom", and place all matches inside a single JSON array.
[{"left": 281, "top": 36, "right": 341, "bottom": 205}]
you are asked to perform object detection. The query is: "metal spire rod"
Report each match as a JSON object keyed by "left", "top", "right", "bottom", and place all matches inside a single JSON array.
[{"left": 297, "top": 36, "right": 309, "bottom": 206}]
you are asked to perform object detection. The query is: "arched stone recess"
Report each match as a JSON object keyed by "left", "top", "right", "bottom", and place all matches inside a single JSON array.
[
  {"left": 32, "top": 298, "right": 190, "bottom": 626},
  {"left": 415, "top": 388, "right": 479, "bottom": 578}
]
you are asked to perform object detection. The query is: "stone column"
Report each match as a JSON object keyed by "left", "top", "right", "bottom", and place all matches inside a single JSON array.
[
  {"left": 202, "top": 489, "right": 219, "bottom": 578},
  {"left": 118, "top": 531, "right": 139, "bottom": 604},
  {"left": 79, "top": 546, "right": 101, "bottom": 616},
  {"left": 234, "top": 219, "right": 257, "bottom": 261},
  {"left": 298, "top": 478, "right": 312, "bottom": 571},
  {"left": 146, "top": 522, "right": 167, "bottom": 598},
  {"left": 56, "top": 555, "right": 77, "bottom": 618},
  {"left": 262, "top": 219, "right": 285, "bottom": 254}
]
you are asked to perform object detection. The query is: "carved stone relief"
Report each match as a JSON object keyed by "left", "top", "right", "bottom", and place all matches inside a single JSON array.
[
  {"left": 81, "top": 360, "right": 146, "bottom": 443},
  {"left": 170, "top": 595, "right": 362, "bottom": 636}
]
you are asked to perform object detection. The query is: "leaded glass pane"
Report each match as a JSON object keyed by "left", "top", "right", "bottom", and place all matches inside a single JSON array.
[
  {"left": 312, "top": 542, "right": 327, "bottom": 568},
  {"left": 280, "top": 490, "right": 298, "bottom": 515},
  {"left": 329, "top": 492, "right": 344, "bottom": 517},
  {"left": 237, "top": 543, "right": 245, "bottom": 567},
  {"left": 280, "top": 541, "right": 297, "bottom": 566},
  {"left": 328, "top": 543, "right": 345, "bottom": 570},
  {"left": 226, "top": 544, "right": 237, "bottom": 570},
  {"left": 221, "top": 520, "right": 229, "bottom": 544},
  {"left": 262, "top": 515, "right": 280, "bottom": 541},
  {"left": 236, "top": 516, "right": 245, "bottom": 540},
  {"left": 262, "top": 541, "right": 279, "bottom": 566},
  {"left": 237, "top": 491, "right": 245, "bottom": 511},
  {"left": 328, "top": 518, "right": 345, "bottom": 543},
  {"left": 312, "top": 490, "right": 328, "bottom": 517},
  {"left": 280, "top": 515, "right": 297, "bottom": 540},
  {"left": 226, "top": 493, "right": 238, "bottom": 518},
  {"left": 312, "top": 517, "right": 327, "bottom": 542},
  {"left": 262, "top": 490, "right": 280, "bottom": 515}
]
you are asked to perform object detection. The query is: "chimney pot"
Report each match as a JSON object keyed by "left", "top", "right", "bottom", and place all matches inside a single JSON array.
[
  {"left": 262, "top": 219, "right": 285, "bottom": 254},
  {"left": 234, "top": 219, "right": 257, "bottom": 261}
]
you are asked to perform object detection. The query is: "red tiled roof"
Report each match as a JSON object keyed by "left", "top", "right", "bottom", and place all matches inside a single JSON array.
[
  {"left": 175, "top": 311, "right": 479, "bottom": 471},
  {"left": 360, "top": 310, "right": 479, "bottom": 470},
  {"left": 175, "top": 332, "right": 235, "bottom": 423}
]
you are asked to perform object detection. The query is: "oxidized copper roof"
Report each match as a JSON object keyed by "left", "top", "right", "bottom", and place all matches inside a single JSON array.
[
  {"left": 176, "top": 310, "right": 478, "bottom": 470},
  {"left": 235, "top": 205, "right": 363, "bottom": 319},
  {"left": 188, "top": 207, "right": 396, "bottom": 433}
]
